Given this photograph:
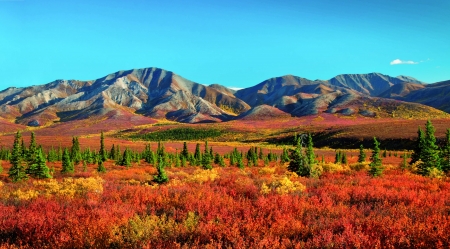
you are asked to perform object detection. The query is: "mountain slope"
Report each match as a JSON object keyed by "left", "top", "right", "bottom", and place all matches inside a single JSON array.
[{"left": 0, "top": 67, "right": 250, "bottom": 125}]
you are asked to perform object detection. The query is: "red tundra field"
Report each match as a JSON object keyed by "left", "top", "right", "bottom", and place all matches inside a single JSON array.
[{"left": 0, "top": 116, "right": 449, "bottom": 248}]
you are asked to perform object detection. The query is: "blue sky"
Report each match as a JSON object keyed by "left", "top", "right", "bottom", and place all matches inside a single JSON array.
[{"left": 1, "top": 0, "right": 449, "bottom": 90}]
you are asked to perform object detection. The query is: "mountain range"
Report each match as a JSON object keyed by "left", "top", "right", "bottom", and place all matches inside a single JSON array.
[{"left": 0, "top": 67, "right": 448, "bottom": 126}]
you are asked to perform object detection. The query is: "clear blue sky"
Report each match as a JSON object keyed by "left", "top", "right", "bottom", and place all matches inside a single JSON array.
[{"left": 1, "top": 0, "right": 449, "bottom": 90}]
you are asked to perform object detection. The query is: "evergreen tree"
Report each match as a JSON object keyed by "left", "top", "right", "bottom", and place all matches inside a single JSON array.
[
  {"left": 0, "top": 160, "right": 3, "bottom": 174},
  {"left": 335, "top": 151, "right": 342, "bottom": 164},
  {"left": 306, "top": 134, "right": 315, "bottom": 165},
  {"left": 342, "top": 153, "right": 348, "bottom": 165},
  {"left": 358, "top": 144, "right": 366, "bottom": 163},
  {"left": 153, "top": 156, "right": 169, "bottom": 184},
  {"left": 194, "top": 143, "right": 201, "bottom": 161},
  {"left": 411, "top": 127, "right": 425, "bottom": 164},
  {"left": 70, "top": 137, "right": 82, "bottom": 165},
  {"left": 281, "top": 147, "right": 290, "bottom": 163},
  {"left": 121, "top": 148, "right": 132, "bottom": 167},
  {"left": 9, "top": 131, "right": 28, "bottom": 182},
  {"left": 237, "top": 155, "right": 244, "bottom": 169},
  {"left": 27, "top": 132, "right": 38, "bottom": 166},
  {"left": 201, "top": 151, "right": 212, "bottom": 170},
  {"left": 442, "top": 128, "right": 450, "bottom": 173},
  {"left": 99, "top": 132, "right": 107, "bottom": 162},
  {"left": 181, "top": 142, "right": 189, "bottom": 159},
  {"left": 418, "top": 120, "right": 441, "bottom": 175},
  {"left": 97, "top": 160, "right": 106, "bottom": 173},
  {"left": 83, "top": 160, "right": 87, "bottom": 172},
  {"left": 369, "top": 137, "right": 383, "bottom": 177},
  {"left": 61, "top": 148, "right": 74, "bottom": 173},
  {"left": 401, "top": 152, "right": 408, "bottom": 171},
  {"left": 382, "top": 149, "right": 387, "bottom": 158},
  {"left": 287, "top": 142, "right": 309, "bottom": 177},
  {"left": 31, "top": 148, "right": 52, "bottom": 179},
  {"left": 109, "top": 144, "right": 116, "bottom": 160}
]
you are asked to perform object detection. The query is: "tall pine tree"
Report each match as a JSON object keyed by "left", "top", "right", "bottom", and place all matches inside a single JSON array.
[
  {"left": 410, "top": 127, "right": 425, "bottom": 164},
  {"left": 61, "top": 148, "right": 74, "bottom": 173},
  {"left": 358, "top": 144, "right": 366, "bottom": 163},
  {"left": 9, "top": 131, "right": 28, "bottom": 182},
  {"left": 417, "top": 120, "right": 441, "bottom": 175},
  {"left": 99, "top": 131, "right": 107, "bottom": 162},
  {"left": 442, "top": 129, "right": 450, "bottom": 173},
  {"left": 369, "top": 137, "right": 383, "bottom": 177}
]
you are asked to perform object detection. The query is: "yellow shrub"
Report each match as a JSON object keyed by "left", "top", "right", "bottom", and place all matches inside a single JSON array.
[
  {"left": 184, "top": 211, "right": 199, "bottom": 232},
  {"left": 261, "top": 177, "right": 306, "bottom": 195},
  {"left": 428, "top": 168, "right": 444, "bottom": 179},
  {"left": 322, "top": 162, "right": 347, "bottom": 173},
  {"left": 349, "top": 162, "right": 369, "bottom": 171},
  {"left": 259, "top": 167, "right": 276, "bottom": 175},
  {"left": 187, "top": 169, "right": 219, "bottom": 184},
  {"left": 33, "top": 177, "right": 104, "bottom": 198},
  {"left": 10, "top": 189, "right": 39, "bottom": 201}
]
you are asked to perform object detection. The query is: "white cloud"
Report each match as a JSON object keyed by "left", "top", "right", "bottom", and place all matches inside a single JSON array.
[
  {"left": 228, "top": 87, "right": 243, "bottom": 90},
  {"left": 390, "top": 59, "right": 419, "bottom": 65}
]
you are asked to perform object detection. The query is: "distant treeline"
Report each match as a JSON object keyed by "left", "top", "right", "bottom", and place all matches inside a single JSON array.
[{"left": 131, "top": 127, "right": 223, "bottom": 141}]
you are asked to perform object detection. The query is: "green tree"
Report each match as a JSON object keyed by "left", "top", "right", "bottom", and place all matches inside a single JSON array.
[
  {"left": 201, "top": 151, "right": 212, "bottom": 170},
  {"left": 194, "top": 143, "right": 201, "bottom": 161},
  {"left": 281, "top": 147, "right": 290, "bottom": 163},
  {"left": 181, "top": 142, "right": 189, "bottom": 159},
  {"left": 9, "top": 131, "right": 28, "bottom": 182},
  {"left": 61, "top": 148, "right": 74, "bottom": 173},
  {"left": 153, "top": 156, "right": 169, "bottom": 184},
  {"left": 99, "top": 131, "right": 107, "bottom": 162},
  {"left": 442, "top": 129, "right": 450, "bottom": 173},
  {"left": 306, "top": 134, "right": 315, "bottom": 166},
  {"left": 121, "top": 148, "right": 132, "bottom": 167},
  {"left": 418, "top": 120, "right": 441, "bottom": 175},
  {"left": 31, "top": 148, "right": 52, "bottom": 179},
  {"left": 369, "top": 137, "right": 383, "bottom": 177},
  {"left": 97, "top": 160, "right": 106, "bottom": 173},
  {"left": 287, "top": 141, "right": 309, "bottom": 177},
  {"left": 71, "top": 137, "right": 82, "bottom": 165},
  {"left": 410, "top": 127, "right": 425, "bottom": 164},
  {"left": 358, "top": 144, "right": 366, "bottom": 163}
]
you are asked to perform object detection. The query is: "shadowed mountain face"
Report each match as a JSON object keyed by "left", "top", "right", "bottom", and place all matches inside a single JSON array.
[
  {"left": 0, "top": 68, "right": 447, "bottom": 126},
  {"left": 379, "top": 80, "right": 450, "bottom": 113}
]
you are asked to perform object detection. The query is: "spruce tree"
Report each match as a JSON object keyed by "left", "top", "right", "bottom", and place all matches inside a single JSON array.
[
  {"left": 32, "top": 148, "right": 52, "bottom": 179},
  {"left": 9, "top": 131, "right": 28, "bottom": 182},
  {"left": 281, "top": 147, "right": 290, "bottom": 163},
  {"left": 109, "top": 144, "right": 116, "bottom": 160},
  {"left": 201, "top": 151, "right": 212, "bottom": 170},
  {"left": 153, "top": 156, "right": 169, "bottom": 184},
  {"left": 97, "top": 160, "right": 106, "bottom": 173},
  {"left": 418, "top": 120, "right": 441, "bottom": 175},
  {"left": 194, "top": 143, "right": 201, "bottom": 161},
  {"left": 306, "top": 134, "right": 315, "bottom": 166},
  {"left": 61, "top": 148, "right": 74, "bottom": 173},
  {"left": 358, "top": 144, "right": 366, "bottom": 163},
  {"left": 99, "top": 132, "right": 107, "bottom": 162},
  {"left": 342, "top": 153, "right": 348, "bottom": 165},
  {"left": 411, "top": 127, "right": 425, "bottom": 164},
  {"left": 181, "top": 142, "right": 189, "bottom": 159},
  {"left": 287, "top": 142, "right": 309, "bottom": 177},
  {"left": 71, "top": 137, "right": 82, "bottom": 165},
  {"left": 121, "top": 148, "right": 132, "bottom": 167},
  {"left": 369, "top": 137, "right": 383, "bottom": 177},
  {"left": 442, "top": 129, "right": 450, "bottom": 173}
]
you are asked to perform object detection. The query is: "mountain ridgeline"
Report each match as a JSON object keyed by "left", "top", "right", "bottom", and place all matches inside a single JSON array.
[{"left": 0, "top": 68, "right": 448, "bottom": 125}]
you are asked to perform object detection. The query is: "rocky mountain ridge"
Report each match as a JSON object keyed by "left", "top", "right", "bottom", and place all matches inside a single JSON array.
[{"left": 0, "top": 67, "right": 447, "bottom": 125}]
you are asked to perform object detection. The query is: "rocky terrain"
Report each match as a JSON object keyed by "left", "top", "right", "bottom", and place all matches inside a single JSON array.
[{"left": 0, "top": 67, "right": 448, "bottom": 126}]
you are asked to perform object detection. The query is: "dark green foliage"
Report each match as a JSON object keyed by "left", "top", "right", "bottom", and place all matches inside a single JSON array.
[
  {"left": 97, "top": 160, "right": 106, "bottom": 173},
  {"left": 201, "top": 151, "right": 212, "bottom": 170},
  {"left": 153, "top": 156, "right": 169, "bottom": 184},
  {"left": 306, "top": 134, "right": 315, "bottom": 166},
  {"left": 9, "top": 132, "right": 28, "bottom": 182},
  {"left": 70, "top": 137, "right": 82, "bottom": 165},
  {"left": 47, "top": 146, "right": 58, "bottom": 163},
  {"left": 369, "top": 137, "right": 383, "bottom": 177},
  {"left": 342, "top": 153, "right": 348, "bottom": 165},
  {"left": 181, "top": 142, "right": 189, "bottom": 159},
  {"left": 258, "top": 147, "right": 263, "bottom": 160},
  {"left": 31, "top": 148, "right": 52, "bottom": 179},
  {"left": 194, "top": 143, "right": 201, "bottom": 161},
  {"left": 237, "top": 155, "right": 244, "bottom": 169},
  {"left": 83, "top": 160, "right": 87, "bottom": 172},
  {"left": 132, "top": 127, "right": 223, "bottom": 141},
  {"left": 287, "top": 143, "right": 309, "bottom": 177},
  {"left": 61, "top": 148, "right": 74, "bottom": 173},
  {"left": 335, "top": 150, "right": 342, "bottom": 164},
  {"left": 358, "top": 145, "right": 366, "bottom": 163},
  {"left": 382, "top": 149, "right": 387, "bottom": 158},
  {"left": 157, "top": 141, "right": 166, "bottom": 158},
  {"left": 410, "top": 127, "right": 425, "bottom": 164},
  {"left": 281, "top": 147, "right": 290, "bottom": 163},
  {"left": 417, "top": 120, "right": 441, "bottom": 175},
  {"left": 401, "top": 152, "right": 408, "bottom": 171},
  {"left": 442, "top": 129, "right": 450, "bottom": 173},
  {"left": 120, "top": 148, "right": 132, "bottom": 167},
  {"left": 109, "top": 144, "right": 116, "bottom": 160},
  {"left": 100, "top": 132, "right": 107, "bottom": 162},
  {"left": 0, "top": 160, "right": 3, "bottom": 174}
]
